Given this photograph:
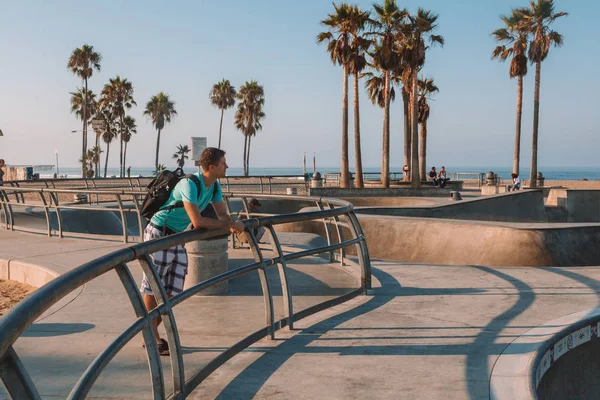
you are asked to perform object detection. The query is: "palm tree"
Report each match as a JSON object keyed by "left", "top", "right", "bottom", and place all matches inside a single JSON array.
[
  {"left": 345, "top": 6, "right": 371, "bottom": 189},
  {"left": 154, "top": 164, "right": 167, "bottom": 175},
  {"left": 417, "top": 77, "right": 439, "bottom": 179},
  {"left": 99, "top": 76, "right": 136, "bottom": 177},
  {"left": 172, "top": 144, "right": 191, "bottom": 169},
  {"left": 70, "top": 88, "right": 98, "bottom": 125},
  {"left": 119, "top": 116, "right": 137, "bottom": 175},
  {"left": 400, "top": 9, "right": 444, "bottom": 187},
  {"left": 144, "top": 93, "right": 178, "bottom": 174},
  {"left": 209, "top": 80, "right": 237, "bottom": 149},
  {"left": 492, "top": 11, "right": 530, "bottom": 176},
  {"left": 99, "top": 109, "right": 118, "bottom": 178},
  {"left": 368, "top": 0, "right": 407, "bottom": 188},
  {"left": 67, "top": 44, "right": 102, "bottom": 177},
  {"left": 89, "top": 145, "right": 103, "bottom": 178},
  {"left": 515, "top": 0, "right": 567, "bottom": 188},
  {"left": 235, "top": 81, "right": 266, "bottom": 176},
  {"left": 317, "top": 3, "right": 356, "bottom": 188}
]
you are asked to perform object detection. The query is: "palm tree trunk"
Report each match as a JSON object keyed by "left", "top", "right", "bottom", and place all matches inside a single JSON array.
[
  {"left": 403, "top": 88, "right": 411, "bottom": 180},
  {"left": 155, "top": 129, "right": 162, "bottom": 174},
  {"left": 82, "top": 79, "right": 88, "bottom": 178},
  {"left": 381, "top": 70, "right": 391, "bottom": 188},
  {"left": 123, "top": 141, "right": 128, "bottom": 177},
  {"left": 218, "top": 109, "right": 225, "bottom": 149},
  {"left": 353, "top": 73, "right": 363, "bottom": 189},
  {"left": 104, "top": 142, "right": 110, "bottom": 178},
  {"left": 513, "top": 75, "right": 524, "bottom": 176},
  {"left": 341, "top": 66, "right": 350, "bottom": 188},
  {"left": 242, "top": 135, "right": 248, "bottom": 176},
  {"left": 410, "top": 71, "right": 420, "bottom": 188},
  {"left": 95, "top": 135, "right": 100, "bottom": 176},
  {"left": 247, "top": 136, "right": 252, "bottom": 176},
  {"left": 419, "top": 121, "right": 427, "bottom": 180},
  {"left": 418, "top": 95, "right": 426, "bottom": 181},
  {"left": 530, "top": 62, "right": 541, "bottom": 189},
  {"left": 119, "top": 116, "right": 124, "bottom": 177}
]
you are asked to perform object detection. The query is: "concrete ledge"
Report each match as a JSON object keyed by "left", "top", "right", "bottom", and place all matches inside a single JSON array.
[
  {"left": 309, "top": 185, "right": 461, "bottom": 198},
  {"left": 490, "top": 308, "right": 600, "bottom": 400},
  {"left": 0, "top": 258, "right": 59, "bottom": 288}
]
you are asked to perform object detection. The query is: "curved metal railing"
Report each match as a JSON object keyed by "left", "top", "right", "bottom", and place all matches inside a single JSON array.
[{"left": 0, "top": 193, "right": 371, "bottom": 399}]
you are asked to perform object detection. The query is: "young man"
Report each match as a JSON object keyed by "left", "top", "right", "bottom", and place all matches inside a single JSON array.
[
  {"left": 507, "top": 173, "right": 522, "bottom": 192},
  {"left": 140, "top": 147, "right": 245, "bottom": 355}
]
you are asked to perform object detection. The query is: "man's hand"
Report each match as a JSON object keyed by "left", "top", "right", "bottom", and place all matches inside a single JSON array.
[{"left": 229, "top": 220, "right": 245, "bottom": 233}]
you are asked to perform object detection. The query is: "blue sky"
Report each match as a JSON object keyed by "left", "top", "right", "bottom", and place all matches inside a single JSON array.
[{"left": 0, "top": 0, "right": 597, "bottom": 170}]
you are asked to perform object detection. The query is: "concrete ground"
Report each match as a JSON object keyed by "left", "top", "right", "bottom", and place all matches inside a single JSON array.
[{"left": 1, "top": 229, "right": 600, "bottom": 399}]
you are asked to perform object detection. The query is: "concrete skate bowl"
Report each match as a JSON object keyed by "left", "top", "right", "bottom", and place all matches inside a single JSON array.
[
  {"left": 490, "top": 309, "right": 600, "bottom": 400},
  {"left": 274, "top": 190, "right": 600, "bottom": 266}
]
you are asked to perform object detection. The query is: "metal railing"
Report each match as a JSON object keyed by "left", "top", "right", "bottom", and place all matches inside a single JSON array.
[{"left": 0, "top": 193, "right": 370, "bottom": 399}]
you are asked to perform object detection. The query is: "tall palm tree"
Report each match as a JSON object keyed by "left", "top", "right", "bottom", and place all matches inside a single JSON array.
[
  {"left": 417, "top": 77, "right": 439, "bottom": 179},
  {"left": 99, "top": 109, "right": 118, "bottom": 178},
  {"left": 119, "top": 116, "right": 137, "bottom": 175},
  {"left": 368, "top": 0, "right": 407, "bottom": 188},
  {"left": 172, "top": 144, "right": 191, "bottom": 169},
  {"left": 400, "top": 9, "right": 444, "bottom": 187},
  {"left": 492, "top": 11, "right": 530, "bottom": 176},
  {"left": 67, "top": 44, "right": 102, "bottom": 177},
  {"left": 317, "top": 2, "right": 356, "bottom": 188},
  {"left": 70, "top": 88, "right": 97, "bottom": 127},
  {"left": 515, "top": 0, "right": 567, "bottom": 187},
  {"left": 100, "top": 76, "right": 136, "bottom": 177},
  {"left": 89, "top": 145, "right": 103, "bottom": 178},
  {"left": 346, "top": 5, "right": 371, "bottom": 189},
  {"left": 235, "top": 81, "right": 266, "bottom": 176},
  {"left": 209, "top": 80, "right": 237, "bottom": 149},
  {"left": 144, "top": 92, "right": 178, "bottom": 174}
]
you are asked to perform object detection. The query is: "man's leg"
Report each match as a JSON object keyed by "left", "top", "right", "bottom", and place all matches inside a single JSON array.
[{"left": 143, "top": 293, "right": 173, "bottom": 345}]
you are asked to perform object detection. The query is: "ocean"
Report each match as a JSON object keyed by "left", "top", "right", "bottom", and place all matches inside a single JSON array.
[{"left": 38, "top": 166, "right": 600, "bottom": 181}]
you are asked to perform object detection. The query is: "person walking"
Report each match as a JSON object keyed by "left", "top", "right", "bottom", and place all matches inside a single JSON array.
[{"left": 140, "top": 147, "right": 245, "bottom": 356}]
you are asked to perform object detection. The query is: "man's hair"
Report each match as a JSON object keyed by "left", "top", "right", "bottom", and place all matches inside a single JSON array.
[{"left": 200, "top": 147, "right": 226, "bottom": 170}]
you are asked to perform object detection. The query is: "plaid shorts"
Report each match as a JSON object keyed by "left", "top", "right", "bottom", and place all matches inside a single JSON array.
[{"left": 140, "top": 225, "right": 188, "bottom": 296}]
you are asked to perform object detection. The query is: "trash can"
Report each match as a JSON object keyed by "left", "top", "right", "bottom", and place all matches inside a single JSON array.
[
  {"left": 311, "top": 172, "right": 323, "bottom": 188},
  {"left": 184, "top": 237, "right": 229, "bottom": 295}
]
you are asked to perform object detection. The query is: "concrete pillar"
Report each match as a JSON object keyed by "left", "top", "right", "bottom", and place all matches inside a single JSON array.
[{"left": 184, "top": 237, "right": 229, "bottom": 295}]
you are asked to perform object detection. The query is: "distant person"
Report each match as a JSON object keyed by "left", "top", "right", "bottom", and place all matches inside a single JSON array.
[
  {"left": 140, "top": 147, "right": 245, "bottom": 356},
  {"left": 127, "top": 166, "right": 131, "bottom": 178},
  {"left": 428, "top": 167, "right": 439, "bottom": 186},
  {"left": 0, "top": 159, "right": 5, "bottom": 182},
  {"left": 507, "top": 173, "right": 521, "bottom": 192},
  {"left": 237, "top": 198, "right": 266, "bottom": 244},
  {"left": 438, "top": 166, "right": 450, "bottom": 188},
  {"left": 402, "top": 164, "right": 410, "bottom": 181}
]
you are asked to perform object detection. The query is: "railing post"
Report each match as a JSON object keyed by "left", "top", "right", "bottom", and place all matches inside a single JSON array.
[
  {"left": 38, "top": 191, "right": 52, "bottom": 237},
  {"left": 114, "top": 263, "right": 165, "bottom": 399},
  {"left": 115, "top": 194, "right": 128, "bottom": 243},
  {"left": 266, "top": 225, "right": 294, "bottom": 330},
  {"left": 0, "top": 346, "right": 41, "bottom": 400},
  {"left": 328, "top": 203, "right": 345, "bottom": 266},
  {"left": 138, "top": 254, "right": 186, "bottom": 398},
  {"left": 247, "top": 229, "right": 275, "bottom": 340},
  {"left": 132, "top": 193, "right": 145, "bottom": 242},
  {"left": 50, "top": 192, "right": 63, "bottom": 238},
  {"left": 316, "top": 201, "right": 334, "bottom": 262},
  {"left": 259, "top": 177, "right": 264, "bottom": 193},
  {"left": 346, "top": 211, "right": 372, "bottom": 291},
  {"left": 268, "top": 177, "right": 272, "bottom": 194}
]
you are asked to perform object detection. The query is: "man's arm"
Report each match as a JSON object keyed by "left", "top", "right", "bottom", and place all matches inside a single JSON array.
[{"left": 183, "top": 201, "right": 244, "bottom": 232}]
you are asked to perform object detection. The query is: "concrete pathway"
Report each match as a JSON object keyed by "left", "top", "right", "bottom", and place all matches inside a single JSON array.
[{"left": 1, "top": 229, "right": 600, "bottom": 399}]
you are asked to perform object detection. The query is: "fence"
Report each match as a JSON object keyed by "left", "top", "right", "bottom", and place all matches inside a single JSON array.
[{"left": 0, "top": 191, "right": 371, "bottom": 399}]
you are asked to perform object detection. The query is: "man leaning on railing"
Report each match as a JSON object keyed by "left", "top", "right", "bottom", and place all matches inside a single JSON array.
[{"left": 140, "top": 147, "right": 245, "bottom": 356}]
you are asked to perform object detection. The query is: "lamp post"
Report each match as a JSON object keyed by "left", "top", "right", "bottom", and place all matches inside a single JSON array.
[{"left": 55, "top": 150, "right": 59, "bottom": 177}]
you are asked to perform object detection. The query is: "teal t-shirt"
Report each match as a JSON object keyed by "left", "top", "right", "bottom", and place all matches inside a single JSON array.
[{"left": 150, "top": 173, "right": 223, "bottom": 232}]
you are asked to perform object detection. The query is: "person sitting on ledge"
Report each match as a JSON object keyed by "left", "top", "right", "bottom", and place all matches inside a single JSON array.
[
  {"left": 428, "top": 167, "right": 439, "bottom": 187},
  {"left": 438, "top": 166, "right": 450, "bottom": 188},
  {"left": 402, "top": 164, "right": 410, "bottom": 181},
  {"left": 506, "top": 173, "right": 521, "bottom": 192}
]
